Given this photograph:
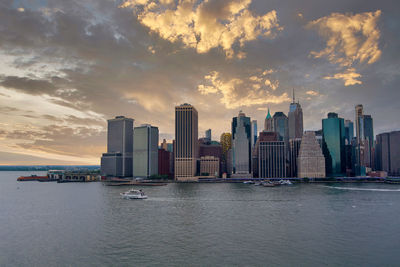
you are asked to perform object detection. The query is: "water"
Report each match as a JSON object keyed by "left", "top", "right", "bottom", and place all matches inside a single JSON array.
[{"left": 1, "top": 171, "right": 400, "bottom": 266}]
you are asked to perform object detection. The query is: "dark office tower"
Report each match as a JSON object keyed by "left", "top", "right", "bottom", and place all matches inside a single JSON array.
[
  {"left": 273, "top": 112, "right": 289, "bottom": 142},
  {"left": 175, "top": 103, "right": 198, "bottom": 181},
  {"left": 288, "top": 138, "right": 302, "bottom": 177},
  {"left": 231, "top": 111, "right": 252, "bottom": 174},
  {"left": 288, "top": 89, "right": 303, "bottom": 139},
  {"left": 355, "top": 104, "right": 364, "bottom": 144},
  {"left": 264, "top": 108, "right": 274, "bottom": 132},
  {"left": 354, "top": 105, "right": 374, "bottom": 171},
  {"left": 101, "top": 116, "right": 134, "bottom": 177},
  {"left": 251, "top": 120, "right": 258, "bottom": 148},
  {"left": 205, "top": 129, "right": 212, "bottom": 142},
  {"left": 322, "top": 113, "right": 346, "bottom": 177},
  {"left": 376, "top": 131, "right": 400, "bottom": 176},
  {"left": 344, "top": 120, "right": 354, "bottom": 145}
]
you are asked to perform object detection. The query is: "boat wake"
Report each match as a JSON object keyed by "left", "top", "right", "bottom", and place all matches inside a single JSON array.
[{"left": 323, "top": 186, "right": 400, "bottom": 192}]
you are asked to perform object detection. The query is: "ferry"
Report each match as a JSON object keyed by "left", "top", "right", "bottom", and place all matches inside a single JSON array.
[{"left": 120, "top": 189, "right": 148, "bottom": 200}]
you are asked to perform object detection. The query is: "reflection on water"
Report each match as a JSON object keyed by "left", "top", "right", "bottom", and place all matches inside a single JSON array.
[{"left": 1, "top": 171, "right": 400, "bottom": 266}]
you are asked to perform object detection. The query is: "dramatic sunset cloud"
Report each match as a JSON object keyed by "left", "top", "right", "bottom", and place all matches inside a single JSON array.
[
  {"left": 0, "top": 0, "right": 399, "bottom": 164},
  {"left": 198, "top": 70, "right": 289, "bottom": 109},
  {"left": 308, "top": 10, "right": 382, "bottom": 85},
  {"left": 120, "top": 0, "right": 282, "bottom": 58}
]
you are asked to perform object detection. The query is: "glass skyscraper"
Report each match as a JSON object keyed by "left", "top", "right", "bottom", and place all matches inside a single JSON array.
[
  {"left": 322, "top": 113, "right": 346, "bottom": 177},
  {"left": 273, "top": 112, "right": 288, "bottom": 142}
]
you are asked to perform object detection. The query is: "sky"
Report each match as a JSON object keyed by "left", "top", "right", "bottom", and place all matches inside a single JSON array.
[{"left": 0, "top": 0, "right": 399, "bottom": 165}]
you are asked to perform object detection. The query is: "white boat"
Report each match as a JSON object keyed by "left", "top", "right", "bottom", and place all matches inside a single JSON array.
[
  {"left": 120, "top": 189, "right": 148, "bottom": 199},
  {"left": 243, "top": 181, "right": 255, "bottom": 184},
  {"left": 279, "top": 180, "right": 293, "bottom": 185}
]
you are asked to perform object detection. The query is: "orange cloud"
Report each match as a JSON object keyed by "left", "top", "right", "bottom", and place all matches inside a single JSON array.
[
  {"left": 120, "top": 0, "right": 282, "bottom": 58},
  {"left": 324, "top": 68, "right": 362, "bottom": 86},
  {"left": 198, "top": 70, "right": 289, "bottom": 109},
  {"left": 308, "top": 10, "right": 381, "bottom": 86}
]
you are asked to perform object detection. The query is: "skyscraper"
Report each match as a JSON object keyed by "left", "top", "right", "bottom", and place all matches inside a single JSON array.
[
  {"left": 375, "top": 131, "right": 400, "bottom": 176},
  {"left": 355, "top": 105, "right": 374, "bottom": 171},
  {"left": 344, "top": 120, "right": 354, "bottom": 145},
  {"left": 264, "top": 108, "right": 274, "bottom": 132},
  {"left": 231, "top": 111, "right": 251, "bottom": 175},
  {"left": 258, "top": 136, "right": 286, "bottom": 178},
  {"left": 322, "top": 113, "right": 346, "bottom": 177},
  {"left": 233, "top": 113, "right": 250, "bottom": 174},
  {"left": 288, "top": 138, "right": 302, "bottom": 177},
  {"left": 175, "top": 103, "right": 198, "bottom": 180},
  {"left": 205, "top": 129, "right": 211, "bottom": 142},
  {"left": 288, "top": 89, "right": 303, "bottom": 139},
  {"left": 297, "top": 131, "right": 326, "bottom": 178},
  {"left": 251, "top": 120, "right": 258, "bottom": 148},
  {"left": 273, "top": 112, "right": 289, "bottom": 142},
  {"left": 101, "top": 116, "right": 134, "bottom": 177},
  {"left": 133, "top": 124, "right": 159, "bottom": 177}
]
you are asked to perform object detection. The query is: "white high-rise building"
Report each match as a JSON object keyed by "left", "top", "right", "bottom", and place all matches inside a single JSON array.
[{"left": 297, "top": 131, "right": 326, "bottom": 178}]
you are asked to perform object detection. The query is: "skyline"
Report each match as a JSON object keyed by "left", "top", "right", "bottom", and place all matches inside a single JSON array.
[{"left": 1, "top": 0, "right": 399, "bottom": 165}]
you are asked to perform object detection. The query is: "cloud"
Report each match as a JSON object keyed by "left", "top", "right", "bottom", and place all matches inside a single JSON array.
[
  {"left": 307, "top": 10, "right": 381, "bottom": 86},
  {"left": 120, "top": 0, "right": 282, "bottom": 58},
  {"left": 308, "top": 10, "right": 382, "bottom": 66},
  {"left": 324, "top": 68, "right": 362, "bottom": 86},
  {"left": 198, "top": 70, "right": 289, "bottom": 109},
  {"left": 0, "top": 76, "right": 56, "bottom": 95},
  {"left": 305, "top": 90, "right": 320, "bottom": 96}
]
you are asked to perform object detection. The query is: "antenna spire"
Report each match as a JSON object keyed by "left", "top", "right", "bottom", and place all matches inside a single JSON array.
[{"left": 292, "top": 88, "right": 295, "bottom": 103}]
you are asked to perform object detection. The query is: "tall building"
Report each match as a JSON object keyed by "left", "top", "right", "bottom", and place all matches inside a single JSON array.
[
  {"left": 232, "top": 111, "right": 251, "bottom": 175},
  {"left": 264, "top": 108, "right": 274, "bottom": 132},
  {"left": 175, "top": 103, "right": 198, "bottom": 180},
  {"left": 355, "top": 104, "right": 364, "bottom": 144},
  {"left": 288, "top": 89, "right": 303, "bottom": 139},
  {"left": 355, "top": 105, "right": 374, "bottom": 171},
  {"left": 101, "top": 116, "right": 134, "bottom": 177},
  {"left": 133, "top": 124, "right": 159, "bottom": 177},
  {"left": 161, "top": 139, "right": 168, "bottom": 150},
  {"left": 322, "top": 113, "right": 346, "bottom": 177},
  {"left": 258, "top": 140, "right": 286, "bottom": 178},
  {"left": 344, "top": 120, "right": 354, "bottom": 145},
  {"left": 288, "top": 138, "right": 302, "bottom": 177},
  {"left": 297, "top": 131, "right": 326, "bottom": 178},
  {"left": 158, "top": 148, "right": 172, "bottom": 178},
  {"left": 233, "top": 114, "right": 250, "bottom": 174},
  {"left": 251, "top": 120, "right": 258, "bottom": 148},
  {"left": 273, "top": 112, "right": 289, "bottom": 142},
  {"left": 375, "top": 131, "right": 400, "bottom": 176},
  {"left": 205, "top": 129, "right": 211, "bottom": 142}
]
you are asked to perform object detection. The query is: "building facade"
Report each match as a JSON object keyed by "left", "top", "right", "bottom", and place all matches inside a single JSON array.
[
  {"left": 264, "top": 108, "right": 274, "bottom": 132},
  {"left": 288, "top": 91, "right": 303, "bottom": 140},
  {"left": 175, "top": 103, "right": 198, "bottom": 180},
  {"left": 273, "top": 112, "right": 289, "bottom": 142},
  {"left": 101, "top": 116, "right": 134, "bottom": 177},
  {"left": 258, "top": 141, "right": 286, "bottom": 178},
  {"left": 133, "top": 124, "right": 159, "bottom": 177},
  {"left": 375, "top": 131, "right": 400, "bottom": 176},
  {"left": 232, "top": 111, "right": 251, "bottom": 175},
  {"left": 200, "top": 156, "right": 220, "bottom": 177},
  {"left": 288, "top": 138, "right": 302, "bottom": 177},
  {"left": 297, "top": 131, "right": 326, "bottom": 178},
  {"left": 322, "top": 113, "right": 346, "bottom": 177}
]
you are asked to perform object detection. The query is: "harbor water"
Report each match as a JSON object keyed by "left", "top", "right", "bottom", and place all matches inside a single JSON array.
[{"left": 1, "top": 171, "right": 400, "bottom": 266}]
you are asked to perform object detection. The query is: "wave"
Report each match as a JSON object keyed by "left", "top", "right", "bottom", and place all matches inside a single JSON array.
[{"left": 324, "top": 186, "right": 400, "bottom": 192}]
